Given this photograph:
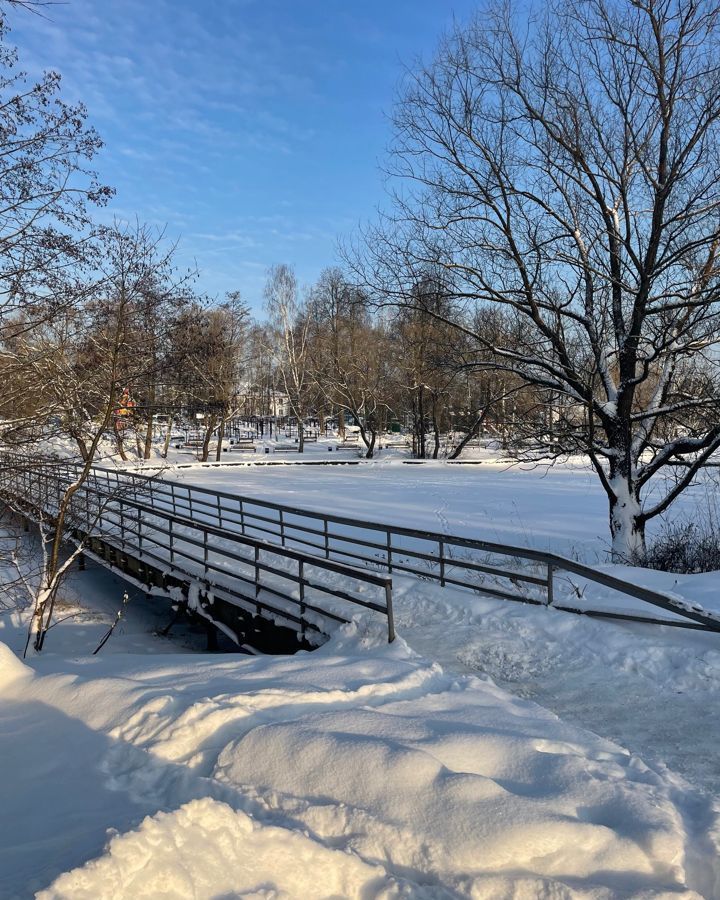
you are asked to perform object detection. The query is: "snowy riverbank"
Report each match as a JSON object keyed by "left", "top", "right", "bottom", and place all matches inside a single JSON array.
[
  {"left": 3, "top": 456, "right": 720, "bottom": 897},
  {"left": 2, "top": 621, "right": 719, "bottom": 898}
]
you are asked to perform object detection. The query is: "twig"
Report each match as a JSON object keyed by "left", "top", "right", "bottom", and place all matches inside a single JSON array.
[{"left": 92, "top": 590, "right": 129, "bottom": 655}]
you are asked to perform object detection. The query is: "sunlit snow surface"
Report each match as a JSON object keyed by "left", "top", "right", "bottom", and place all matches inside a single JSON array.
[{"left": 1, "top": 455, "right": 720, "bottom": 898}]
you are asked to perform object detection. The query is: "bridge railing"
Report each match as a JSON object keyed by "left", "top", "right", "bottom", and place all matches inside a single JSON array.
[
  {"left": 0, "top": 456, "right": 395, "bottom": 644},
  {"left": 88, "top": 461, "right": 720, "bottom": 634},
  {"left": 4, "top": 454, "right": 720, "bottom": 634}
]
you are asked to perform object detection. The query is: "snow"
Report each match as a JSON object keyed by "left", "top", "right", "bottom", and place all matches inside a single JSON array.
[
  {"left": 0, "top": 639, "right": 32, "bottom": 688},
  {"left": 160, "top": 453, "right": 709, "bottom": 559},
  {"left": 3, "top": 456, "right": 720, "bottom": 898},
  {"left": 39, "top": 799, "right": 394, "bottom": 900},
  {"left": 3, "top": 629, "right": 719, "bottom": 898},
  {"left": 391, "top": 572, "right": 720, "bottom": 797}
]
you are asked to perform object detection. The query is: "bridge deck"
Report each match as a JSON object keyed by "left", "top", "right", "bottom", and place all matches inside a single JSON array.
[{"left": 0, "top": 458, "right": 395, "bottom": 650}]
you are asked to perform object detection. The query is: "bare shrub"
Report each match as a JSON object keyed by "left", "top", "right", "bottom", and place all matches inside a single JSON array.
[{"left": 640, "top": 515, "right": 720, "bottom": 574}]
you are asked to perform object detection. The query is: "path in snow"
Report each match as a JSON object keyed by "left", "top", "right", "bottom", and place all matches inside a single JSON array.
[{"left": 392, "top": 576, "right": 720, "bottom": 800}]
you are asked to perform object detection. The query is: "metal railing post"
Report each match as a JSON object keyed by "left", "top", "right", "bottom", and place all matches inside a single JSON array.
[
  {"left": 299, "top": 559, "right": 305, "bottom": 639},
  {"left": 118, "top": 499, "right": 125, "bottom": 548},
  {"left": 439, "top": 539, "right": 445, "bottom": 586},
  {"left": 385, "top": 581, "right": 395, "bottom": 643},
  {"left": 547, "top": 563, "right": 554, "bottom": 606},
  {"left": 254, "top": 544, "right": 261, "bottom": 613}
]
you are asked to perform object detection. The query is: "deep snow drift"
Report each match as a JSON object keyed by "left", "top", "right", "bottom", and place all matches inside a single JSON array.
[{"left": 2, "top": 626, "right": 720, "bottom": 899}]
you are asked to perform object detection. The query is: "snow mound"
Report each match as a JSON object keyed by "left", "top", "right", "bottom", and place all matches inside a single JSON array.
[
  {"left": 214, "top": 684, "right": 707, "bottom": 897},
  {"left": 5, "top": 641, "right": 718, "bottom": 897},
  {"left": 38, "top": 797, "right": 400, "bottom": 900},
  {"left": 0, "top": 641, "right": 32, "bottom": 688}
]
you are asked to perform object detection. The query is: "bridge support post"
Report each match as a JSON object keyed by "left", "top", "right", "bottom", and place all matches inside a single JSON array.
[
  {"left": 299, "top": 559, "right": 305, "bottom": 640},
  {"left": 206, "top": 620, "right": 218, "bottom": 651}
]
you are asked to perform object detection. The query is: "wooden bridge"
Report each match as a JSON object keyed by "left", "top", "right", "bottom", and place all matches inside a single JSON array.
[{"left": 1, "top": 454, "right": 719, "bottom": 651}]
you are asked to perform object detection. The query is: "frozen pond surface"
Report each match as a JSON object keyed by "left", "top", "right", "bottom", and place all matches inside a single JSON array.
[{"left": 166, "top": 455, "right": 713, "bottom": 560}]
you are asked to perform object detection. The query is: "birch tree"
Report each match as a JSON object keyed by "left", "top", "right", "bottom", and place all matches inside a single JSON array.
[
  {"left": 265, "top": 264, "right": 312, "bottom": 451},
  {"left": 359, "top": 0, "right": 720, "bottom": 560}
]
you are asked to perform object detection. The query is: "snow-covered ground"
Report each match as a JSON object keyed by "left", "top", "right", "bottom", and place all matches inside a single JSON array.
[
  {"left": 159, "top": 451, "right": 714, "bottom": 559},
  {"left": 2, "top": 613, "right": 720, "bottom": 898},
  {"left": 161, "top": 457, "right": 720, "bottom": 792},
  {"left": 2, "top": 456, "right": 720, "bottom": 898}
]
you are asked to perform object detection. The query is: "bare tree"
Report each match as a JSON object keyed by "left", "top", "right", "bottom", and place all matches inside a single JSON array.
[
  {"left": 306, "top": 275, "right": 397, "bottom": 458},
  {"left": 0, "top": 8, "right": 110, "bottom": 329},
  {"left": 265, "top": 264, "right": 312, "bottom": 451},
  {"left": 355, "top": 0, "right": 720, "bottom": 560},
  {"left": 173, "top": 294, "right": 249, "bottom": 461},
  {"left": 1, "top": 222, "right": 188, "bottom": 650},
  {"left": 306, "top": 268, "right": 369, "bottom": 439}
]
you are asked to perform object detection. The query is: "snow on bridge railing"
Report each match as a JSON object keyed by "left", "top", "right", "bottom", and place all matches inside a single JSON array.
[
  {"left": 87, "top": 460, "right": 720, "bottom": 634},
  {"left": 0, "top": 454, "right": 396, "bottom": 645}
]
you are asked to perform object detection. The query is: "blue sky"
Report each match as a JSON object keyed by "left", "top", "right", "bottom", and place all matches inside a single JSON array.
[{"left": 9, "top": 0, "right": 477, "bottom": 313}]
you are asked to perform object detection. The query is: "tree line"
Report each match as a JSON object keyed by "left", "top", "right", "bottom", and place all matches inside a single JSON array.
[{"left": 3, "top": 0, "right": 720, "bottom": 570}]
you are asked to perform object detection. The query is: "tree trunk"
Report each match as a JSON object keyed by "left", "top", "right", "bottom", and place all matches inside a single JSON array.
[
  {"left": 71, "top": 432, "right": 89, "bottom": 462},
  {"left": 113, "top": 420, "right": 128, "bottom": 461},
  {"left": 161, "top": 423, "right": 173, "bottom": 459},
  {"left": 358, "top": 421, "right": 376, "bottom": 458},
  {"left": 215, "top": 413, "right": 227, "bottom": 462},
  {"left": 143, "top": 385, "right": 155, "bottom": 459},
  {"left": 448, "top": 408, "right": 490, "bottom": 460},
  {"left": 417, "top": 387, "right": 426, "bottom": 458},
  {"left": 608, "top": 475, "right": 645, "bottom": 563},
  {"left": 143, "top": 417, "right": 154, "bottom": 459},
  {"left": 431, "top": 398, "right": 440, "bottom": 459},
  {"left": 201, "top": 414, "right": 218, "bottom": 462}
]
